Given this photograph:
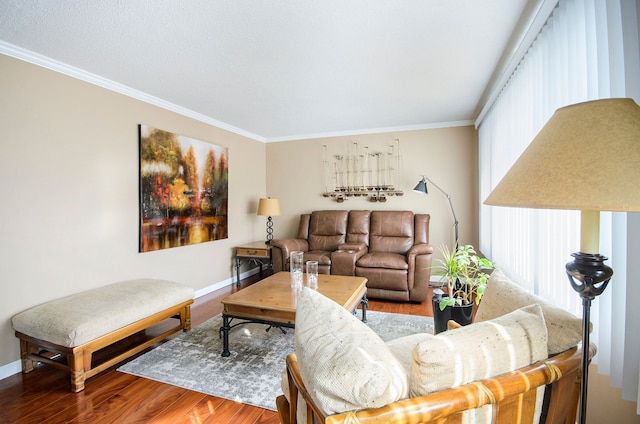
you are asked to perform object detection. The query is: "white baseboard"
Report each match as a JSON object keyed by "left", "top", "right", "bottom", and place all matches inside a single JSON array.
[
  {"left": 0, "top": 268, "right": 263, "bottom": 382},
  {"left": 0, "top": 360, "right": 22, "bottom": 381},
  {"left": 193, "top": 267, "right": 261, "bottom": 298}
]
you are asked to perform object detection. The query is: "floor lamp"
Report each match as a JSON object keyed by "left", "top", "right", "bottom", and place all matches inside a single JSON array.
[
  {"left": 257, "top": 197, "right": 281, "bottom": 244},
  {"left": 484, "top": 98, "right": 640, "bottom": 424},
  {"left": 414, "top": 175, "right": 459, "bottom": 249}
]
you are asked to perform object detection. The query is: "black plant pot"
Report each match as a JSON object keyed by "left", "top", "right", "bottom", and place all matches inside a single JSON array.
[{"left": 432, "top": 296, "right": 474, "bottom": 334}]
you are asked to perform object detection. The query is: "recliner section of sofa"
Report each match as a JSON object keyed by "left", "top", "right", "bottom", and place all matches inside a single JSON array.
[{"left": 271, "top": 210, "right": 433, "bottom": 302}]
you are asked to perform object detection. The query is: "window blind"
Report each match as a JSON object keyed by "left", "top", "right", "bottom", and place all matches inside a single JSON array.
[{"left": 477, "top": 0, "right": 640, "bottom": 411}]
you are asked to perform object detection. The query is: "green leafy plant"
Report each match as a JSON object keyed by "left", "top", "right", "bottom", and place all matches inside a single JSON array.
[{"left": 431, "top": 244, "right": 494, "bottom": 311}]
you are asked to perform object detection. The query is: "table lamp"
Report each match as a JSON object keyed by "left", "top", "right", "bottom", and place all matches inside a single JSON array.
[
  {"left": 257, "top": 197, "right": 281, "bottom": 244},
  {"left": 484, "top": 98, "right": 640, "bottom": 424}
]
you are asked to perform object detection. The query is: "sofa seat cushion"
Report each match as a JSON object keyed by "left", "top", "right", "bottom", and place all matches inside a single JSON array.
[
  {"left": 11, "top": 279, "right": 194, "bottom": 348},
  {"left": 476, "top": 268, "right": 583, "bottom": 355},
  {"left": 294, "top": 287, "right": 408, "bottom": 416},
  {"left": 356, "top": 268, "right": 409, "bottom": 291},
  {"left": 303, "top": 250, "right": 332, "bottom": 266},
  {"left": 356, "top": 252, "right": 408, "bottom": 270}
]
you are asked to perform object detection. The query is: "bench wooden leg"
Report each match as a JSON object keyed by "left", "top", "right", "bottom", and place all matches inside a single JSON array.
[
  {"left": 67, "top": 352, "right": 87, "bottom": 393},
  {"left": 19, "top": 339, "right": 36, "bottom": 374},
  {"left": 181, "top": 305, "right": 192, "bottom": 332}
]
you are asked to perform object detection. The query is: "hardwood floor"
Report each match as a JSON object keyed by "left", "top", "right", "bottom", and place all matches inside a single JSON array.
[{"left": 0, "top": 273, "right": 434, "bottom": 423}]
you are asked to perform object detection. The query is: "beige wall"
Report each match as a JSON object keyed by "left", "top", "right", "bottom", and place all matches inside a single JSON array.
[
  {"left": 265, "top": 127, "right": 479, "bottom": 251},
  {"left": 0, "top": 54, "right": 267, "bottom": 367}
]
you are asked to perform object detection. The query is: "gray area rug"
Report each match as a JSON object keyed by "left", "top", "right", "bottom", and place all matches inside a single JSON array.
[{"left": 118, "top": 310, "right": 433, "bottom": 411}]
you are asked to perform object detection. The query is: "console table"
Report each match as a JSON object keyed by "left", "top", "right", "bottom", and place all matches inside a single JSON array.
[{"left": 234, "top": 241, "right": 272, "bottom": 286}]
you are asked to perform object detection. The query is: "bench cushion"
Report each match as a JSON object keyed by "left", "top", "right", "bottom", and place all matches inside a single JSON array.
[{"left": 12, "top": 279, "right": 194, "bottom": 348}]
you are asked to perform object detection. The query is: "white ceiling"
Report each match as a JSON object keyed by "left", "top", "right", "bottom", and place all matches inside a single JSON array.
[{"left": 0, "top": 1, "right": 536, "bottom": 142}]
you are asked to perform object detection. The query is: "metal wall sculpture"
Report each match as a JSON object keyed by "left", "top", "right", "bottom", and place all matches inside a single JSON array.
[{"left": 322, "top": 138, "right": 404, "bottom": 202}]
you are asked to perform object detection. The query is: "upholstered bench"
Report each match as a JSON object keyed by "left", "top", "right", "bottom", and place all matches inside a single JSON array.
[{"left": 12, "top": 279, "right": 194, "bottom": 392}]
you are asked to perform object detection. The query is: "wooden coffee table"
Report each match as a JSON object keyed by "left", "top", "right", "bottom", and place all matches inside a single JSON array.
[{"left": 220, "top": 271, "right": 368, "bottom": 356}]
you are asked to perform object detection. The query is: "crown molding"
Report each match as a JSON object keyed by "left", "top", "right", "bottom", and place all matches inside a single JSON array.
[
  {"left": 2, "top": 40, "right": 473, "bottom": 143},
  {"left": 265, "top": 120, "right": 475, "bottom": 143},
  {"left": 0, "top": 41, "right": 267, "bottom": 142}
]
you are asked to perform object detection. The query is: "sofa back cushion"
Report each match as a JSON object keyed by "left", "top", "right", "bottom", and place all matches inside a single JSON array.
[
  {"left": 346, "top": 210, "right": 371, "bottom": 245},
  {"left": 296, "top": 214, "right": 311, "bottom": 240},
  {"left": 307, "top": 210, "right": 349, "bottom": 251},
  {"left": 414, "top": 213, "right": 430, "bottom": 244},
  {"left": 369, "top": 210, "right": 415, "bottom": 254}
]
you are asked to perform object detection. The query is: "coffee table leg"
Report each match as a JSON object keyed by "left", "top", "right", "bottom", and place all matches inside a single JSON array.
[
  {"left": 221, "top": 315, "right": 231, "bottom": 357},
  {"left": 360, "top": 293, "right": 368, "bottom": 323}
]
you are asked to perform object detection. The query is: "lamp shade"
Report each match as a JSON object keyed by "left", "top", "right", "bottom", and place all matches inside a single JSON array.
[
  {"left": 257, "top": 198, "right": 281, "bottom": 216},
  {"left": 484, "top": 98, "right": 640, "bottom": 212},
  {"left": 413, "top": 178, "right": 428, "bottom": 194}
]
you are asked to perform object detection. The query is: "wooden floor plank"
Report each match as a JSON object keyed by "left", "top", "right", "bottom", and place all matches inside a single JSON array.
[
  {"left": 173, "top": 396, "right": 227, "bottom": 424},
  {"left": 147, "top": 390, "right": 209, "bottom": 424},
  {"left": 0, "top": 272, "right": 432, "bottom": 424},
  {"left": 44, "top": 370, "right": 140, "bottom": 424}
]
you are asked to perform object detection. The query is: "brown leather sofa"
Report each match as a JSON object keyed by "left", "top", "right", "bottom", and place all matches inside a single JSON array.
[{"left": 271, "top": 210, "right": 433, "bottom": 302}]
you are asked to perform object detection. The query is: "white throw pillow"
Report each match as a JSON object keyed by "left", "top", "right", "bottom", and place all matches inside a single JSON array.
[
  {"left": 295, "top": 287, "right": 408, "bottom": 416},
  {"left": 386, "top": 333, "right": 432, "bottom": 375},
  {"left": 411, "top": 304, "right": 548, "bottom": 397},
  {"left": 476, "top": 268, "right": 583, "bottom": 355}
]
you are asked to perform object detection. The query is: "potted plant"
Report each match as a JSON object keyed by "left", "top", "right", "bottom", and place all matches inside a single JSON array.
[{"left": 430, "top": 244, "right": 494, "bottom": 333}]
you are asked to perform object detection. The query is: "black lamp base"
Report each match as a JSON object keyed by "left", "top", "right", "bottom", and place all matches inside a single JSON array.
[
  {"left": 565, "top": 252, "right": 613, "bottom": 424},
  {"left": 265, "top": 216, "right": 274, "bottom": 244}
]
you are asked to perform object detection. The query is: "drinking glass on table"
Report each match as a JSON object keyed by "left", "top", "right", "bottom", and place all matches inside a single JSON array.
[
  {"left": 290, "top": 251, "right": 304, "bottom": 291},
  {"left": 306, "top": 261, "right": 318, "bottom": 289}
]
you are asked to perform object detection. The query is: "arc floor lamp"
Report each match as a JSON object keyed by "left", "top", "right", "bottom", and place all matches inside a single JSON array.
[
  {"left": 484, "top": 98, "right": 640, "bottom": 424},
  {"left": 414, "top": 175, "right": 459, "bottom": 249}
]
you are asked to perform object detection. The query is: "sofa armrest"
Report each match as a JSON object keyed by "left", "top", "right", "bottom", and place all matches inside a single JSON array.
[
  {"left": 407, "top": 243, "right": 434, "bottom": 257},
  {"left": 331, "top": 246, "right": 368, "bottom": 276},
  {"left": 406, "top": 243, "right": 434, "bottom": 301},
  {"left": 337, "top": 242, "right": 368, "bottom": 252},
  {"left": 271, "top": 239, "right": 309, "bottom": 272}
]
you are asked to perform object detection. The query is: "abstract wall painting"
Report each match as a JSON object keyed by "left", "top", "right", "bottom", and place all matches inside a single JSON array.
[{"left": 139, "top": 124, "right": 228, "bottom": 252}]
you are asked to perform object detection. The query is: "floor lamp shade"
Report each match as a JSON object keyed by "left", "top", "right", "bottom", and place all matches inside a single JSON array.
[
  {"left": 484, "top": 98, "right": 640, "bottom": 213},
  {"left": 483, "top": 98, "right": 640, "bottom": 424}
]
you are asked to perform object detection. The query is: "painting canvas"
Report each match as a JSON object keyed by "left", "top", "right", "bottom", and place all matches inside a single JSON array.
[{"left": 139, "top": 124, "right": 228, "bottom": 252}]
